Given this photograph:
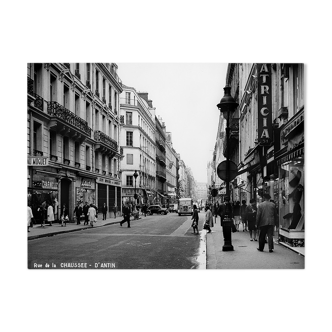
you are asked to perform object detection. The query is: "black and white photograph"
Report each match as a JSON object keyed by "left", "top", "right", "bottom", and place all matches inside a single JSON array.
[{"left": 26, "top": 62, "right": 305, "bottom": 270}]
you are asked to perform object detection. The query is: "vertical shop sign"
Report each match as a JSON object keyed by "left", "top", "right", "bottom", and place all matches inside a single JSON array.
[{"left": 257, "top": 63, "right": 272, "bottom": 146}]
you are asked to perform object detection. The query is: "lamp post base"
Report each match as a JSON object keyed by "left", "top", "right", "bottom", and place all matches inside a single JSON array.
[{"left": 222, "top": 216, "right": 234, "bottom": 251}]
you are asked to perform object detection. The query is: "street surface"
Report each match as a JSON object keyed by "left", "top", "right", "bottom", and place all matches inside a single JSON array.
[{"left": 28, "top": 212, "right": 203, "bottom": 269}]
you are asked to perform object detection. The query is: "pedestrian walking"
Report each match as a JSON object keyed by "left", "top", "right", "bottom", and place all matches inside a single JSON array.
[
  {"left": 204, "top": 205, "right": 213, "bottom": 233},
  {"left": 83, "top": 202, "right": 89, "bottom": 225},
  {"left": 60, "top": 204, "right": 69, "bottom": 227},
  {"left": 246, "top": 199, "right": 257, "bottom": 241},
  {"left": 191, "top": 204, "right": 199, "bottom": 234},
  {"left": 38, "top": 201, "right": 46, "bottom": 228},
  {"left": 87, "top": 204, "right": 97, "bottom": 227},
  {"left": 27, "top": 205, "right": 34, "bottom": 232},
  {"left": 102, "top": 203, "right": 107, "bottom": 220},
  {"left": 74, "top": 203, "right": 83, "bottom": 225},
  {"left": 47, "top": 202, "right": 54, "bottom": 226},
  {"left": 113, "top": 205, "right": 117, "bottom": 218},
  {"left": 241, "top": 200, "right": 248, "bottom": 231},
  {"left": 233, "top": 201, "right": 241, "bottom": 231},
  {"left": 256, "top": 193, "right": 277, "bottom": 252},
  {"left": 120, "top": 202, "right": 131, "bottom": 228},
  {"left": 53, "top": 198, "right": 59, "bottom": 222},
  {"left": 141, "top": 204, "right": 146, "bottom": 217}
]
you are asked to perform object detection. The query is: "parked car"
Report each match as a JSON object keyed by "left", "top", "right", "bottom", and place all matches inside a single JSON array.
[
  {"left": 147, "top": 205, "right": 168, "bottom": 215},
  {"left": 168, "top": 204, "right": 178, "bottom": 213}
]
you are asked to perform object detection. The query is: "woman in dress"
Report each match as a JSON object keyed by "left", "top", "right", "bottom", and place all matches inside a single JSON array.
[
  {"left": 47, "top": 202, "right": 54, "bottom": 226},
  {"left": 233, "top": 201, "right": 241, "bottom": 231},
  {"left": 246, "top": 199, "right": 257, "bottom": 241},
  {"left": 204, "top": 205, "right": 212, "bottom": 233}
]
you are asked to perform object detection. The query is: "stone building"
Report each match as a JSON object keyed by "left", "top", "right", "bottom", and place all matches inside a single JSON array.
[
  {"left": 27, "top": 63, "right": 123, "bottom": 221},
  {"left": 119, "top": 87, "right": 156, "bottom": 205}
]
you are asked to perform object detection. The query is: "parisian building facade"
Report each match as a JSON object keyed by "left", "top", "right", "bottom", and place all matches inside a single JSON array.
[
  {"left": 119, "top": 87, "right": 156, "bottom": 205},
  {"left": 165, "top": 132, "right": 178, "bottom": 204},
  {"left": 27, "top": 63, "right": 123, "bottom": 221},
  {"left": 210, "top": 63, "right": 304, "bottom": 250}
]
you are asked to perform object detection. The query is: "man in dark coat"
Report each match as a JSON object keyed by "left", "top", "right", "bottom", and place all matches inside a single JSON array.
[
  {"left": 83, "top": 202, "right": 89, "bottom": 225},
  {"left": 74, "top": 203, "right": 83, "bottom": 225},
  {"left": 120, "top": 202, "right": 131, "bottom": 228},
  {"left": 256, "top": 193, "right": 277, "bottom": 252},
  {"left": 102, "top": 203, "right": 107, "bottom": 220}
]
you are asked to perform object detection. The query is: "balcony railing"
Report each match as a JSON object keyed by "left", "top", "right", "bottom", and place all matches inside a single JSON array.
[
  {"left": 156, "top": 170, "right": 166, "bottom": 179},
  {"left": 94, "top": 130, "right": 118, "bottom": 151},
  {"left": 47, "top": 101, "right": 92, "bottom": 137},
  {"left": 120, "top": 97, "right": 138, "bottom": 106}
]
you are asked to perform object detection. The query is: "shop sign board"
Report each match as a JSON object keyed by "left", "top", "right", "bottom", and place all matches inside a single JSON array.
[
  {"left": 97, "top": 177, "right": 121, "bottom": 186},
  {"left": 257, "top": 63, "right": 273, "bottom": 146},
  {"left": 33, "top": 180, "right": 57, "bottom": 190},
  {"left": 28, "top": 156, "right": 49, "bottom": 166},
  {"left": 81, "top": 179, "right": 93, "bottom": 188}
]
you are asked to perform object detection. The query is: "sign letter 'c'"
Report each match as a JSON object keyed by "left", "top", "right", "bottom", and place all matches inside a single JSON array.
[{"left": 260, "top": 107, "right": 269, "bottom": 116}]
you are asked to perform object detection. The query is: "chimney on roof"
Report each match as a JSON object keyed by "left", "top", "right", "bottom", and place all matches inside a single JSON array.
[{"left": 148, "top": 100, "right": 153, "bottom": 108}]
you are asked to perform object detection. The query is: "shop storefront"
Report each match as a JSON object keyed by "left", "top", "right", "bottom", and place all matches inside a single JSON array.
[
  {"left": 28, "top": 159, "right": 60, "bottom": 224},
  {"left": 275, "top": 108, "right": 304, "bottom": 249},
  {"left": 97, "top": 176, "right": 122, "bottom": 217},
  {"left": 75, "top": 178, "right": 96, "bottom": 206}
]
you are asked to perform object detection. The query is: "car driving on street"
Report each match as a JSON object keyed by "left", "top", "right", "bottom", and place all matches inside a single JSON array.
[{"left": 147, "top": 205, "right": 168, "bottom": 215}]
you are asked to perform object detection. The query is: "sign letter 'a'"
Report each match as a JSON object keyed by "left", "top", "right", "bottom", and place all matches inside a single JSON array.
[{"left": 257, "top": 64, "right": 272, "bottom": 146}]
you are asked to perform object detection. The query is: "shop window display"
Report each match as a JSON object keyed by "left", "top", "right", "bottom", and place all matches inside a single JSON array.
[{"left": 278, "top": 158, "right": 304, "bottom": 246}]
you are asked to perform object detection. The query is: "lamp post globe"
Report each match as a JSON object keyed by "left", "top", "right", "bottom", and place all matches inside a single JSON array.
[{"left": 217, "top": 85, "right": 238, "bottom": 252}]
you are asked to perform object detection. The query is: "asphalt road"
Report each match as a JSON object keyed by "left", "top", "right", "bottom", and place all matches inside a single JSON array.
[{"left": 28, "top": 212, "right": 203, "bottom": 269}]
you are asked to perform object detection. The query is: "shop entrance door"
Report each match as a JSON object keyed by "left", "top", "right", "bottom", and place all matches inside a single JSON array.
[{"left": 61, "top": 178, "right": 71, "bottom": 211}]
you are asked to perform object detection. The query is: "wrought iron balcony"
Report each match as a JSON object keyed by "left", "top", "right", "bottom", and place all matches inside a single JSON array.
[
  {"left": 47, "top": 101, "right": 92, "bottom": 141},
  {"left": 94, "top": 130, "right": 118, "bottom": 156},
  {"left": 156, "top": 170, "right": 166, "bottom": 180},
  {"left": 27, "top": 77, "right": 34, "bottom": 95}
]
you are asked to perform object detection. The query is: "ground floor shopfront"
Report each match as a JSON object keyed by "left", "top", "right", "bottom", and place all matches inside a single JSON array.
[
  {"left": 96, "top": 176, "right": 122, "bottom": 218},
  {"left": 28, "top": 159, "right": 122, "bottom": 222}
]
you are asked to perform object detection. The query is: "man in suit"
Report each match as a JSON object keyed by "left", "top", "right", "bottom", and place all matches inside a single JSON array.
[
  {"left": 120, "top": 202, "right": 131, "bottom": 228},
  {"left": 256, "top": 193, "right": 277, "bottom": 252},
  {"left": 83, "top": 202, "right": 89, "bottom": 225}
]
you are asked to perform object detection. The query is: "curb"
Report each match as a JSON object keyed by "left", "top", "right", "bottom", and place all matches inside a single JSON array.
[
  {"left": 28, "top": 220, "right": 121, "bottom": 240},
  {"left": 196, "top": 230, "right": 207, "bottom": 269}
]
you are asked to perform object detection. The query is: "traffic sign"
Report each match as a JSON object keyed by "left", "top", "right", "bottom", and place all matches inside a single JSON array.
[{"left": 217, "top": 161, "right": 238, "bottom": 182}]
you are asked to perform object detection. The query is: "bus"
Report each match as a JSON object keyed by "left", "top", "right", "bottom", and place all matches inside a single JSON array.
[{"left": 178, "top": 197, "right": 193, "bottom": 216}]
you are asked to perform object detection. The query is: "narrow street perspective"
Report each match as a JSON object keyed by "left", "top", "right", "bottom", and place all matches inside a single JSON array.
[{"left": 27, "top": 63, "right": 305, "bottom": 269}]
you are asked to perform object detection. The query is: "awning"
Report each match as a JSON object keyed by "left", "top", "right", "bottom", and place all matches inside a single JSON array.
[{"left": 237, "top": 162, "right": 261, "bottom": 176}]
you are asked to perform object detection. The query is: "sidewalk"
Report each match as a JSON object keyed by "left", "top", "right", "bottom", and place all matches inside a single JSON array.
[
  {"left": 206, "top": 220, "right": 304, "bottom": 269},
  {"left": 27, "top": 215, "right": 142, "bottom": 240}
]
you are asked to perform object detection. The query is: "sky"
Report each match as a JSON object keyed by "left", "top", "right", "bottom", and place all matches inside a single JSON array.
[{"left": 117, "top": 63, "right": 228, "bottom": 183}]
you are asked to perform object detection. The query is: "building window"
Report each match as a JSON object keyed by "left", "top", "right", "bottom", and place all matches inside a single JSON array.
[
  {"left": 63, "top": 136, "right": 69, "bottom": 160},
  {"left": 114, "top": 125, "right": 117, "bottom": 140},
  {"left": 86, "top": 145, "right": 91, "bottom": 168},
  {"left": 126, "top": 112, "right": 132, "bottom": 125},
  {"left": 95, "top": 70, "right": 99, "bottom": 94},
  {"left": 95, "top": 109, "right": 99, "bottom": 130},
  {"left": 103, "top": 78, "right": 106, "bottom": 98},
  {"left": 109, "top": 85, "right": 112, "bottom": 104},
  {"left": 75, "top": 93, "right": 80, "bottom": 116},
  {"left": 114, "top": 91, "right": 117, "bottom": 112},
  {"left": 86, "top": 63, "right": 91, "bottom": 85},
  {"left": 126, "top": 131, "right": 133, "bottom": 146},
  {"left": 86, "top": 102, "right": 91, "bottom": 127},
  {"left": 49, "top": 131, "right": 57, "bottom": 157},
  {"left": 127, "top": 154, "right": 133, "bottom": 165},
  {"left": 75, "top": 142, "right": 80, "bottom": 164},
  {"left": 33, "top": 121, "right": 42, "bottom": 154},
  {"left": 114, "top": 159, "right": 117, "bottom": 176},
  {"left": 63, "top": 84, "right": 70, "bottom": 109},
  {"left": 102, "top": 115, "right": 106, "bottom": 133},
  {"left": 50, "top": 74, "right": 56, "bottom": 102},
  {"left": 126, "top": 176, "right": 133, "bottom": 186},
  {"left": 126, "top": 92, "right": 130, "bottom": 104}
]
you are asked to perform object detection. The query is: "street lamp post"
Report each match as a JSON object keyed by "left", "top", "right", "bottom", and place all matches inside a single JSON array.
[
  {"left": 217, "top": 85, "right": 238, "bottom": 251},
  {"left": 133, "top": 170, "right": 138, "bottom": 205}
]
